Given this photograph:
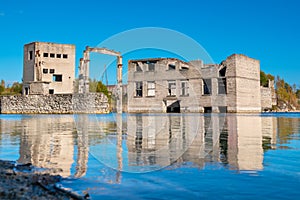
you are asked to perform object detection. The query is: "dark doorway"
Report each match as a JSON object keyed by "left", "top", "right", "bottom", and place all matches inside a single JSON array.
[
  {"left": 204, "top": 107, "right": 212, "bottom": 113},
  {"left": 25, "top": 87, "right": 29, "bottom": 95},
  {"left": 49, "top": 89, "right": 54, "bottom": 94},
  {"left": 167, "top": 101, "right": 180, "bottom": 113}
]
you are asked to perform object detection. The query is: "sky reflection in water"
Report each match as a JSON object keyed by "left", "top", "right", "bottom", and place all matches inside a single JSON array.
[{"left": 0, "top": 113, "right": 299, "bottom": 199}]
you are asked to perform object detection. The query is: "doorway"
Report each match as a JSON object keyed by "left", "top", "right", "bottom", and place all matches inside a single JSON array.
[
  {"left": 25, "top": 87, "right": 29, "bottom": 95},
  {"left": 167, "top": 101, "right": 180, "bottom": 113},
  {"left": 204, "top": 107, "right": 212, "bottom": 113}
]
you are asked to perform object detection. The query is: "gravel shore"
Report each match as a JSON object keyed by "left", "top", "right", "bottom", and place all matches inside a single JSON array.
[{"left": 0, "top": 160, "right": 89, "bottom": 200}]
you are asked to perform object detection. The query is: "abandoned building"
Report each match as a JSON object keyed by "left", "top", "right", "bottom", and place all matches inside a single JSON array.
[
  {"left": 19, "top": 41, "right": 275, "bottom": 113},
  {"left": 127, "top": 54, "right": 276, "bottom": 113},
  {"left": 261, "top": 79, "right": 277, "bottom": 111},
  {"left": 22, "top": 42, "right": 75, "bottom": 95}
]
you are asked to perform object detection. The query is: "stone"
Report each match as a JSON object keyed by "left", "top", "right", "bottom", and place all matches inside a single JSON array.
[{"left": 0, "top": 93, "right": 109, "bottom": 114}]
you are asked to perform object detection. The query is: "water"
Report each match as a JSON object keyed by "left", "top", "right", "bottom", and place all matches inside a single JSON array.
[{"left": 0, "top": 113, "right": 300, "bottom": 199}]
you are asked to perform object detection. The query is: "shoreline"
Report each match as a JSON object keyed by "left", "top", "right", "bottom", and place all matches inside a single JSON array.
[
  {"left": 262, "top": 110, "right": 300, "bottom": 113},
  {"left": 0, "top": 160, "right": 89, "bottom": 200},
  {"left": 0, "top": 110, "right": 300, "bottom": 115}
]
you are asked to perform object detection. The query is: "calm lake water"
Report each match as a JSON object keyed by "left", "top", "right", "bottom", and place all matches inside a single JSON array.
[{"left": 0, "top": 113, "right": 300, "bottom": 199}]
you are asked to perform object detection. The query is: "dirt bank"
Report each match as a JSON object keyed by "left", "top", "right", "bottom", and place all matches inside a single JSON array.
[{"left": 0, "top": 160, "right": 89, "bottom": 200}]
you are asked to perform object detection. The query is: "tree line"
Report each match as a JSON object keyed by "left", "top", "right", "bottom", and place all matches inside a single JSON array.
[
  {"left": 1, "top": 78, "right": 111, "bottom": 96},
  {"left": 261, "top": 71, "right": 300, "bottom": 109},
  {"left": 0, "top": 80, "right": 22, "bottom": 95}
]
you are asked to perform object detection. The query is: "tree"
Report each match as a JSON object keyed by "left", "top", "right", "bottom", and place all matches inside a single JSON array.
[
  {"left": 0, "top": 85, "right": 4, "bottom": 94},
  {"left": 87, "top": 79, "right": 111, "bottom": 102},
  {"left": 96, "top": 81, "right": 111, "bottom": 103},
  {"left": 1, "top": 79, "right": 5, "bottom": 88},
  {"left": 296, "top": 89, "right": 300, "bottom": 99},
  {"left": 266, "top": 74, "right": 275, "bottom": 81},
  {"left": 275, "top": 76, "right": 298, "bottom": 109},
  {"left": 260, "top": 71, "right": 268, "bottom": 87},
  {"left": 292, "top": 84, "right": 297, "bottom": 93},
  {"left": 260, "top": 71, "right": 275, "bottom": 87},
  {"left": 10, "top": 82, "right": 22, "bottom": 94},
  {"left": 96, "top": 81, "right": 109, "bottom": 95},
  {"left": 0, "top": 79, "right": 5, "bottom": 94}
]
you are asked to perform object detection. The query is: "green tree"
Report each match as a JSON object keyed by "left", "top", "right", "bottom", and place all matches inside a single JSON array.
[
  {"left": 1, "top": 79, "right": 5, "bottom": 88},
  {"left": 275, "top": 76, "right": 298, "bottom": 109},
  {"left": 296, "top": 89, "right": 300, "bottom": 99},
  {"left": 0, "top": 79, "right": 5, "bottom": 94},
  {"left": 266, "top": 74, "right": 275, "bottom": 81},
  {"left": 10, "top": 82, "right": 22, "bottom": 94},
  {"left": 96, "top": 81, "right": 109, "bottom": 95},
  {"left": 0, "top": 85, "right": 4, "bottom": 94},
  {"left": 292, "top": 84, "right": 297, "bottom": 93},
  {"left": 260, "top": 71, "right": 268, "bottom": 87},
  {"left": 96, "top": 81, "right": 111, "bottom": 102},
  {"left": 260, "top": 70, "right": 275, "bottom": 87}
]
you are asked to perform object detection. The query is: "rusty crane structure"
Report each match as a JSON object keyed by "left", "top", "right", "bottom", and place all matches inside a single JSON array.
[{"left": 78, "top": 46, "right": 123, "bottom": 113}]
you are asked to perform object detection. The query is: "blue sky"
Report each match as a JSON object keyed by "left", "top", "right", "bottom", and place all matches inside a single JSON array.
[{"left": 0, "top": 0, "right": 299, "bottom": 86}]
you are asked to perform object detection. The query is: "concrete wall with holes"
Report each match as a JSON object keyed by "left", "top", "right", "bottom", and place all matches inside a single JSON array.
[
  {"left": 23, "top": 42, "right": 75, "bottom": 95},
  {"left": 127, "top": 54, "right": 265, "bottom": 113}
]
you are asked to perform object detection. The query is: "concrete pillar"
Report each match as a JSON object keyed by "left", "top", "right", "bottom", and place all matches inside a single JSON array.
[{"left": 116, "top": 56, "right": 123, "bottom": 114}]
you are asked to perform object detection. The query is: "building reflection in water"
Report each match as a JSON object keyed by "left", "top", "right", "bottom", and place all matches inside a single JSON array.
[
  {"left": 126, "top": 114, "right": 278, "bottom": 171},
  {"left": 74, "top": 115, "right": 89, "bottom": 178},
  {"left": 227, "top": 115, "right": 263, "bottom": 170},
  {"left": 127, "top": 114, "right": 201, "bottom": 169},
  {"left": 116, "top": 113, "right": 123, "bottom": 183},
  {"left": 0, "top": 113, "right": 284, "bottom": 180},
  {"left": 16, "top": 115, "right": 89, "bottom": 177},
  {"left": 261, "top": 116, "right": 277, "bottom": 149}
]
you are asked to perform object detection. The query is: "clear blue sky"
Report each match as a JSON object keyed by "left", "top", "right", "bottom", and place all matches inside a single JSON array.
[{"left": 0, "top": 0, "right": 299, "bottom": 87}]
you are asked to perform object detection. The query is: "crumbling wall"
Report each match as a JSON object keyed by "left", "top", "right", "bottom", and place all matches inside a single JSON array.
[
  {"left": 127, "top": 58, "right": 203, "bottom": 113},
  {"left": 261, "top": 80, "right": 277, "bottom": 111},
  {"left": 0, "top": 93, "right": 109, "bottom": 114},
  {"left": 23, "top": 42, "right": 76, "bottom": 95},
  {"left": 261, "top": 87, "right": 272, "bottom": 110},
  {"left": 26, "top": 82, "right": 50, "bottom": 95},
  {"left": 224, "top": 54, "right": 261, "bottom": 113},
  {"left": 127, "top": 55, "right": 263, "bottom": 113}
]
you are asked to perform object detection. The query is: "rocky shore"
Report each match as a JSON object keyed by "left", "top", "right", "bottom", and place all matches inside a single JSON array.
[{"left": 0, "top": 160, "right": 89, "bottom": 200}]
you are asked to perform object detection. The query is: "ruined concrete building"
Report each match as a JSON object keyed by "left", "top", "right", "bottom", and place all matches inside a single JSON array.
[
  {"left": 261, "top": 79, "right": 277, "bottom": 111},
  {"left": 127, "top": 54, "right": 276, "bottom": 113},
  {"left": 20, "top": 41, "right": 275, "bottom": 113},
  {"left": 23, "top": 42, "right": 75, "bottom": 95}
]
